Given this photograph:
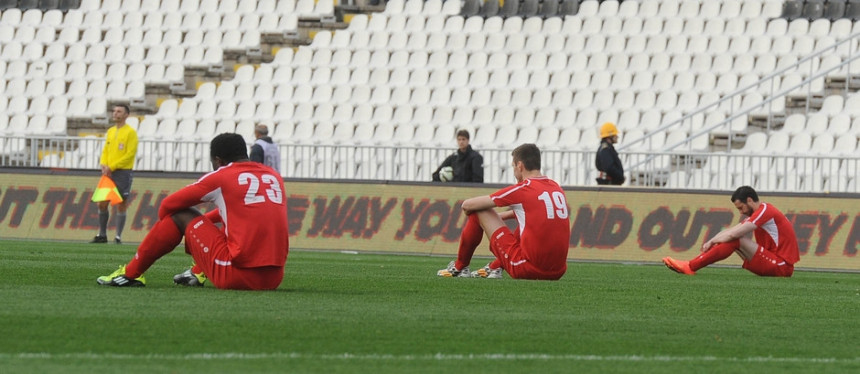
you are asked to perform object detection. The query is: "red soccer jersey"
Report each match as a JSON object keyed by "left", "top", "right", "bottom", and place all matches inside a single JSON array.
[
  {"left": 158, "top": 162, "right": 289, "bottom": 268},
  {"left": 744, "top": 202, "right": 800, "bottom": 265},
  {"left": 490, "top": 176, "right": 571, "bottom": 272}
]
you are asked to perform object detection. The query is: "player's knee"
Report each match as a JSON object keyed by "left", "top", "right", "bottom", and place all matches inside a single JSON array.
[{"left": 170, "top": 209, "right": 202, "bottom": 233}]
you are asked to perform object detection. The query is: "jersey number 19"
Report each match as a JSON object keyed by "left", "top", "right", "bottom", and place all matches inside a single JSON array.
[{"left": 538, "top": 191, "right": 568, "bottom": 219}]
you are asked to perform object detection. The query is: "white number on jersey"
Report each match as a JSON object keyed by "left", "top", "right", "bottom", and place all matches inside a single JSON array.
[
  {"left": 238, "top": 172, "right": 283, "bottom": 205},
  {"left": 537, "top": 191, "right": 569, "bottom": 219}
]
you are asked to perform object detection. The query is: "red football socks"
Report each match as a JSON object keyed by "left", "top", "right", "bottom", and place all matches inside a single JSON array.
[
  {"left": 689, "top": 240, "right": 739, "bottom": 271},
  {"left": 125, "top": 217, "right": 183, "bottom": 278},
  {"left": 489, "top": 259, "right": 502, "bottom": 269},
  {"left": 455, "top": 213, "right": 483, "bottom": 270}
]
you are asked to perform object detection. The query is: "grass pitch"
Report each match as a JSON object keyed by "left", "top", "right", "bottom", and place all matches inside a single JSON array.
[{"left": 0, "top": 240, "right": 857, "bottom": 374}]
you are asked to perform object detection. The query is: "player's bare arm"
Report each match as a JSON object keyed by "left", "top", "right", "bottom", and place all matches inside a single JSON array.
[
  {"left": 498, "top": 210, "right": 515, "bottom": 220},
  {"left": 702, "top": 222, "right": 757, "bottom": 251},
  {"left": 461, "top": 196, "right": 495, "bottom": 215}
]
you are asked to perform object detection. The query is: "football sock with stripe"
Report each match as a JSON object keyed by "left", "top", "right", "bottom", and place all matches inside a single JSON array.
[
  {"left": 455, "top": 213, "right": 483, "bottom": 270},
  {"left": 689, "top": 240, "right": 739, "bottom": 271},
  {"left": 125, "top": 217, "right": 183, "bottom": 278}
]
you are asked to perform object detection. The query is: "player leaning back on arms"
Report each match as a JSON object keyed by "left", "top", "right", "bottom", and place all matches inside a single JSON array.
[{"left": 97, "top": 133, "right": 289, "bottom": 290}]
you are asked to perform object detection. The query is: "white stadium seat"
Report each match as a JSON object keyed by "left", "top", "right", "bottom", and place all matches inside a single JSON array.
[{"left": 0, "top": 0, "right": 852, "bottom": 189}]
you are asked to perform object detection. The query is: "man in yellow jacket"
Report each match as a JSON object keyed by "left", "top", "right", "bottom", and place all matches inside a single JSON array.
[{"left": 92, "top": 104, "right": 138, "bottom": 244}]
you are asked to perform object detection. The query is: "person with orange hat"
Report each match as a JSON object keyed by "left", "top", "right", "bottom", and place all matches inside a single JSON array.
[{"left": 595, "top": 122, "right": 625, "bottom": 185}]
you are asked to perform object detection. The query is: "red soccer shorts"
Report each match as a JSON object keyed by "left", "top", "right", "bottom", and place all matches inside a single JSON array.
[
  {"left": 742, "top": 246, "right": 794, "bottom": 277},
  {"left": 489, "top": 226, "right": 565, "bottom": 280},
  {"left": 185, "top": 216, "right": 284, "bottom": 290}
]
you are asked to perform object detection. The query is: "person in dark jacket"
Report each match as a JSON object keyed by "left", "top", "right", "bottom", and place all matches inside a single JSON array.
[
  {"left": 595, "top": 122, "right": 625, "bottom": 185},
  {"left": 432, "top": 130, "right": 484, "bottom": 183}
]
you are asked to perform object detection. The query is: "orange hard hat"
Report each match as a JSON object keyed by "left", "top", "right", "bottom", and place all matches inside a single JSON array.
[{"left": 600, "top": 122, "right": 618, "bottom": 138}]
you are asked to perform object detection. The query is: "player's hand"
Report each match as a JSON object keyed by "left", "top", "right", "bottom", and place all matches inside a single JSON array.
[{"left": 702, "top": 240, "right": 715, "bottom": 252}]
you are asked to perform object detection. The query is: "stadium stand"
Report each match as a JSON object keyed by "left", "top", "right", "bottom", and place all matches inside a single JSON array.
[{"left": 1, "top": 0, "right": 860, "bottom": 191}]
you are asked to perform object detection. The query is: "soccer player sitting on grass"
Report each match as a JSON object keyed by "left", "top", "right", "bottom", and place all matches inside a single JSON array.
[
  {"left": 438, "top": 143, "right": 571, "bottom": 280},
  {"left": 663, "top": 186, "right": 799, "bottom": 277},
  {"left": 97, "top": 133, "right": 289, "bottom": 290}
]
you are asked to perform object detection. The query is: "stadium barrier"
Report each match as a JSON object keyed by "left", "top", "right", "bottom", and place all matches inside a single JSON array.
[
  {"left": 2, "top": 135, "right": 860, "bottom": 192},
  {"left": 1, "top": 168, "right": 858, "bottom": 271}
]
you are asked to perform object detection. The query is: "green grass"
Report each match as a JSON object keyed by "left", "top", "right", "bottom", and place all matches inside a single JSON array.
[{"left": 0, "top": 240, "right": 857, "bottom": 374}]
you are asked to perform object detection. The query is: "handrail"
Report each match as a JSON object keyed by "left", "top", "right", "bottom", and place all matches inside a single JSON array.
[
  {"left": 3, "top": 135, "right": 860, "bottom": 192},
  {"left": 662, "top": 52, "right": 860, "bottom": 156},
  {"left": 618, "top": 30, "right": 860, "bottom": 168}
]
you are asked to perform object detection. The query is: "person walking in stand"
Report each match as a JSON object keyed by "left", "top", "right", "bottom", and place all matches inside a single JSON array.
[
  {"left": 595, "top": 122, "right": 625, "bottom": 185},
  {"left": 663, "top": 186, "right": 800, "bottom": 277},
  {"left": 432, "top": 129, "right": 484, "bottom": 183},
  {"left": 249, "top": 124, "right": 281, "bottom": 173},
  {"left": 91, "top": 104, "right": 138, "bottom": 244},
  {"left": 437, "top": 143, "right": 570, "bottom": 280},
  {"left": 97, "top": 133, "right": 289, "bottom": 290}
]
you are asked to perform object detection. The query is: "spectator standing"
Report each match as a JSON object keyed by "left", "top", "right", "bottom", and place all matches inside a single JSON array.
[
  {"left": 595, "top": 122, "right": 625, "bottom": 185},
  {"left": 432, "top": 129, "right": 484, "bottom": 183},
  {"left": 249, "top": 124, "right": 281, "bottom": 173},
  {"left": 91, "top": 104, "right": 138, "bottom": 244}
]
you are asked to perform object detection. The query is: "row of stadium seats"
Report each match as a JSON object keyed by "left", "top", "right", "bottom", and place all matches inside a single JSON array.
[
  {"left": 0, "top": 27, "right": 268, "bottom": 51},
  {"left": 780, "top": 0, "right": 860, "bottom": 21},
  {"left": 0, "top": 0, "right": 339, "bottom": 139},
  {"left": 461, "top": 0, "right": 785, "bottom": 20},
  {"left": 458, "top": 0, "right": 859, "bottom": 21},
  {"left": 4, "top": 1, "right": 858, "bottom": 145},
  {"left": 359, "top": 7, "right": 860, "bottom": 38},
  {"left": 1, "top": 113, "right": 67, "bottom": 135},
  {"left": 0, "top": 0, "right": 848, "bottom": 30},
  {"left": 0, "top": 9, "right": 304, "bottom": 36},
  {"left": 0, "top": 0, "right": 327, "bottom": 15},
  {"left": 0, "top": 0, "right": 79, "bottom": 12},
  {"left": 460, "top": 0, "right": 579, "bottom": 19}
]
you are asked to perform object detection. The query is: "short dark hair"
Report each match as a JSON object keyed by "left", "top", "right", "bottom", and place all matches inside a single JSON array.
[
  {"left": 114, "top": 104, "right": 130, "bottom": 114},
  {"left": 210, "top": 133, "right": 248, "bottom": 163},
  {"left": 456, "top": 129, "right": 470, "bottom": 139},
  {"left": 731, "top": 186, "right": 759, "bottom": 203},
  {"left": 512, "top": 143, "right": 541, "bottom": 171}
]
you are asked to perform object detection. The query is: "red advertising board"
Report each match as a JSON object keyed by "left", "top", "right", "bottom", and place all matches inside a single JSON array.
[{"left": 1, "top": 170, "right": 857, "bottom": 271}]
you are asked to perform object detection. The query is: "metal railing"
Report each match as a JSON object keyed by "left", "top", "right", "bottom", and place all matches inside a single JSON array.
[
  {"left": 0, "top": 135, "right": 587, "bottom": 184},
  {"left": 619, "top": 31, "right": 860, "bottom": 157},
  {"left": 622, "top": 151, "right": 860, "bottom": 193},
  {"left": 607, "top": 30, "right": 860, "bottom": 193},
  {"left": 2, "top": 135, "right": 859, "bottom": 193}
]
